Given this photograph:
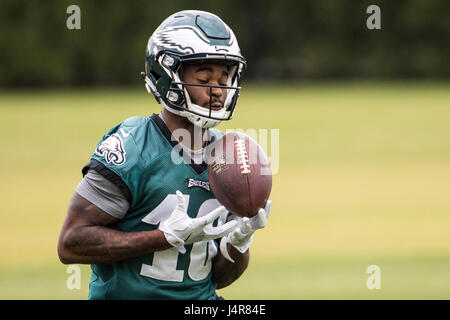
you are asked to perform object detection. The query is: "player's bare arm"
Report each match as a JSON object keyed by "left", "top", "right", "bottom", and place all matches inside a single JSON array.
[
  {"left": 212, "top": 244, "right": 249, "bottom": 289},
  {"left": 212, "top": 202, "right": 272, "bottom": 288},
  {"left": 58, "top": 192, "right": 172, "bottom": 264},
  {"left": 58, "top": 190, "right": 236, "bottom": 264}
]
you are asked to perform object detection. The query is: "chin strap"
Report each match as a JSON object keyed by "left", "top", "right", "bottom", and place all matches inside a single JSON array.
[{"left": 186, "top": 112, "right": 221, "bottom": 128}]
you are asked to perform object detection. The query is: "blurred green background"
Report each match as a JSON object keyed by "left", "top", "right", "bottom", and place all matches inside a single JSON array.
[{"left": 0, "top": 0, "right": 449, "bottom": 299}]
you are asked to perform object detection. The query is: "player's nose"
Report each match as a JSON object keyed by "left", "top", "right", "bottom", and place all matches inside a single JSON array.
[{"left": 209, "top": 83, "right": 224, "bottom": 98}]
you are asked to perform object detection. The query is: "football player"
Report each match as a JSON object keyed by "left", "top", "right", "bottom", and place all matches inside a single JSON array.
[{"left": 58, "top": 10, "right": 271, "bottom": 299}]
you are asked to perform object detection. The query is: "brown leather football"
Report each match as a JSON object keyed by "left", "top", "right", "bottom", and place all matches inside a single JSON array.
[{"left": 207, "top": 131, "right": 272, "bottom": 217}]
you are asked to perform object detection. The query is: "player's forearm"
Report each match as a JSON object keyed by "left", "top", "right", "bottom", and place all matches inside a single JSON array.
[
  {"left": 58, "top": 226, "right": 172, "bottom": 264},
  {"left": 212, "top": 244, "right": 249, "bottom": 289}
]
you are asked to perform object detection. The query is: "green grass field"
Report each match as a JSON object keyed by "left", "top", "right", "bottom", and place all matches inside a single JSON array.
[{"left": 0, "top": 82, "right": 449, "bottom": 299}]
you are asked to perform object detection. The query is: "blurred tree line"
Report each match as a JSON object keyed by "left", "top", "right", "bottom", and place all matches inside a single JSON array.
[{"left": 0, "top": 0, "right": 448, "bottom": 87}]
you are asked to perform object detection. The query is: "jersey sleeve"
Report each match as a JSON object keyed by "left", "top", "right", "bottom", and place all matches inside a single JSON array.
[
  {"left": 82, "top": 117, "right": 150, "bottom": 208},
  {"left": 76, "top": 169, "right": 130, "bottom": 219}
]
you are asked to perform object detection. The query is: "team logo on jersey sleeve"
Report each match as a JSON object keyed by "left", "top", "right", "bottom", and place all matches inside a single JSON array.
[{"left": 95, "top": 133, "right": 127, "bottom": 165}]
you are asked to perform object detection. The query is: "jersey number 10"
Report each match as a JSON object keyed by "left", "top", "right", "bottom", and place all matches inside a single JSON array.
[{"left": 140, "top": 194, "right": 225, "bottom": 282}]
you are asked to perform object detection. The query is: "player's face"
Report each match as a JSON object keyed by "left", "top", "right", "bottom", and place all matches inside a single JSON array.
[{"left": 181, "top": 63, "right": 229, "bottom": 111}]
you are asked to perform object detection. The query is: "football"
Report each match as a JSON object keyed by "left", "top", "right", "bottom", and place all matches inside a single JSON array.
[{"left": 207, "top": 131, "right": 272, "bottom": 218}]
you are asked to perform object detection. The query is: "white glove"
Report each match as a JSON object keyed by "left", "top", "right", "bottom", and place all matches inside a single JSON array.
[
  {"left": 160, "top": 190, "right": 237, "bottom": 253},
  {"left": 220, "top": 200, "right": 271, "bottom": 262}
]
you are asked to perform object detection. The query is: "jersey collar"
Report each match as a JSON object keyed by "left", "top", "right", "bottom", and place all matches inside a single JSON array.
[{"left": 150, "top": 113, "right": 216, "bottom": 175}]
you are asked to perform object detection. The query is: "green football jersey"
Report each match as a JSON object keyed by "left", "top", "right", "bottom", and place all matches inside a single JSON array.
[{"left": 82, "top": 113, "right": 225, "bottom": 300}]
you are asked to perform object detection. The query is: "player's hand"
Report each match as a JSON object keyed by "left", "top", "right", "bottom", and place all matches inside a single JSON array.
[
  {"left": 219, "top": 200, "right": 271, "bottom": 262},
  {"left": 159, "top": 190, "right": 237, "bottom": 253}
]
